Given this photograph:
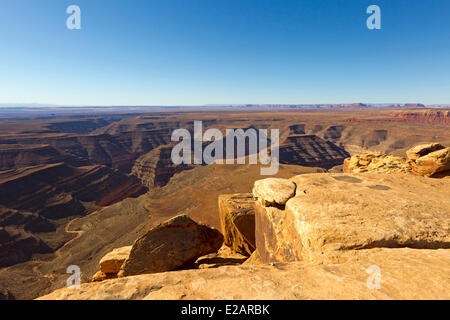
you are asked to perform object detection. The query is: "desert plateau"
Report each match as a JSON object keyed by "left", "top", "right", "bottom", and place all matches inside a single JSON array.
[{"left": 0, "top": 107, "right": 448, "bottom": 300}]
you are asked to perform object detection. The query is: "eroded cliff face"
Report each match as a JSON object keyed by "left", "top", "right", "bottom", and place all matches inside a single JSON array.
[
  {"left": 0, "top": 163, "right": 147, "bottom": 267},
  {"left": 2, "top": 110, "right": 449, "bottom": 177},
  {"left": 0, "top": 163, "right": 147, "bottom": 216},
  {"left": 131, "top": 144, "right": 196, "bottom": 188},
  {"left": 279, "top": 135, "right": 350, "bottom": 169},
  {"left": 391, "top": 110, "right": 450, "bottom": 125},
  {"left": 0, "top": 227, "right": 52, "bottom": 267},
  {"left": 0, "top": 129, "right": 175, "bottom": 174},
  {"left": 0, "top": 145, "right": 70, "bottom": 170}
]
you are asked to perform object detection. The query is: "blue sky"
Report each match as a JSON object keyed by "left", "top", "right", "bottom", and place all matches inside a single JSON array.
[{"left": 0, "top": 0, "right": 449, "bottom": 106}]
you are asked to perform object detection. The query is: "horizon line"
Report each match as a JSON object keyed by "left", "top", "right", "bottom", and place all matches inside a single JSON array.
[{"left": 1, "top": 102, "right": 449, "bottom": 109}]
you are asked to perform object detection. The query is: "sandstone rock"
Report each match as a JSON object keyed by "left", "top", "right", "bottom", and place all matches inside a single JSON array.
[
  {"left": 119, "top": 215, "right": 223, "bottom": 276},
  {"left": 343, "top": 153, "right": 412, "bottom": 175},
  {"left": 194, "top": 245, "right": 247, "bottom": 269},
  {"left": 406, "top": 143, "right": 446, "bottom": 161},
  {"left": 99, "top": 246, "right": 132, "bottom": 274},
  {"left": 218, "top": 194, "right": 255, "bottom": 256},
  {"left": 242, "top": 249, "right": 263, "bottom": 266},
  {"left": 255, "top": 173, "right": 450, "bottom": 263},
  {"left": 91, "top": 271, "right": 117, "bottom": 282},
  {"left": 37, "top": 248, "right": 450, "bottom": 300},
  {"left": 252, "top": 178, "right": 296, "bottom": 207},
  {"left": 413, "top": 147, "right": 450, "bottom": 177}
]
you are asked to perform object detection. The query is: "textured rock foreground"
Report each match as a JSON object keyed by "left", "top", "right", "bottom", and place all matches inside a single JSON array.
[
  {"left": 343, "top": 153, "right": 412, "bottom": 174},
  {"left": 412, "top": 147, "right": 450, "bottom": 176},
  {"left": 344, "top": 142, "right": 450, "bottom": 177},
  {"left": 36, "top": 171, "right": 450, "bottom": 300},
  {"left": 255, "top": 173, "right": 450, "bottom": 263},
  {"left": 38, "top": 248, "right": 450, "bottom": 300}
]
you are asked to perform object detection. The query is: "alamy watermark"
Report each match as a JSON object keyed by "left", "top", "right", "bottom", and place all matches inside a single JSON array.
[
  {"left": 171, "top": 121, "right": 280, "bottom": 175},
  {"left": 66, "top": 5, "right": 81, "bottom": 30},
  {"left": 367, "top": 5, "right": 381, "bottom": 30},
  {"left": 366, "top": 265, "right": 381, "bottom": 290},
  {"left": 66, "top": 265, "right": 81, "bottom": 289},
  {"left": 66, "top": 4, "right": 381, "bottom": 31}
]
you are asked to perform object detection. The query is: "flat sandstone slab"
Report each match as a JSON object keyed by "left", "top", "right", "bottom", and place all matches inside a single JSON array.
[
  {"left": 255, "top": 173, "right": 450, "bottom": 263},
  {"left": 37, "top": 248, "right": 450, "bottom": 300}
]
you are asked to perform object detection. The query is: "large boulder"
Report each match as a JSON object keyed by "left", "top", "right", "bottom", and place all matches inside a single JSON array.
[
  {"left": 119, "top": 215, "right": 223, "bottom": 277},
  {"left": 218, "top": 194, "right": 256, "bottom": 256},
  {"left": 99, "top": 246, "right": 132, "bottom": 274},
  {"left": 252, "top": 178, "right": 296, "bottom": 207},
  {"left": 91, "top": 246, "right": 133, "bottom": 282},
  {"left": 254, "top": 173, "right": 450, "bottom": 263},
  {"left": 406, "top": 143, "right": 446, "bottom": 161},
  {"left": 413, "top": 147, "right": 450, "bottom": 177},
  {"left": 37, "top": 248, "right": 450, "bottom": 300}
]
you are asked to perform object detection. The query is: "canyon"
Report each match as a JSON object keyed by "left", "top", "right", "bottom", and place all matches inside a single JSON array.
[{"left": 0, "top": 107, "right": 449, "bottom": 299}]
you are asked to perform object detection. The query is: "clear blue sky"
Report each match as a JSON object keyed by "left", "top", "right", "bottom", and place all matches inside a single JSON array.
[{"left": 0, "top": 0, "right": 449, "bottom": 106}]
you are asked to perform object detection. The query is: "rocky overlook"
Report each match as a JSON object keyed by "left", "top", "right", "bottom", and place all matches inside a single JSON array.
[
  {"left": 1, "top": 110, "right": 449, "bottom": 300},
  {"left": 38, "top": 167, "right": 450, "bottom": 300}
]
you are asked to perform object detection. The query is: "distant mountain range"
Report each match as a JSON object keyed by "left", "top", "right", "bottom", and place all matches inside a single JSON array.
[{"left": 0, "top": 103, "right": 449, "bottom": 120}]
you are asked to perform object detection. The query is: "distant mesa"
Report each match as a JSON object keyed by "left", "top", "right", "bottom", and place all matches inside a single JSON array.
[{"left": 391, "top": 109, "right": 450, "bottom": 125}]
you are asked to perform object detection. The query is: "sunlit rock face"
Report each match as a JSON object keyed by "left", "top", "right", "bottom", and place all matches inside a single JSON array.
[{"left": 254, "top": 173, "right": 450, "bottom": 263}]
